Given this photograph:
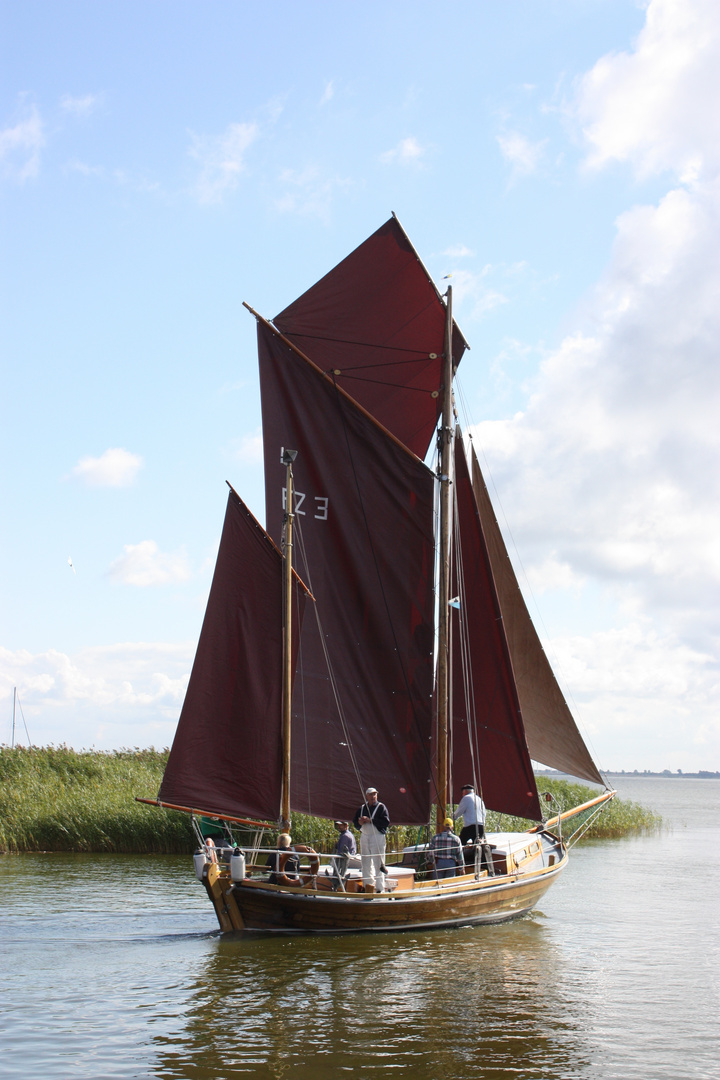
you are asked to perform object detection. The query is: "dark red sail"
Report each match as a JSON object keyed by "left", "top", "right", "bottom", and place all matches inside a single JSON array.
[
  {"left": 158, "top": 488, "right": 307, "bottom": 821},
  {"left": 450, "top": 434, "right": 542, "bottom": 821},
  {"left": 274, "top": 216, "right": 468, "bottom": 459},
  {"left": 258, "top": 320, "right": 435, "bottom": 825},
  {"left": 468, "top": 443, "right": 604, "bottom": 785}
]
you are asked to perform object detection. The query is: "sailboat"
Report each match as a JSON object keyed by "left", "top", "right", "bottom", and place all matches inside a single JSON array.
[{"left": 141, "top": 215, "right": 614, "bottom": 933}]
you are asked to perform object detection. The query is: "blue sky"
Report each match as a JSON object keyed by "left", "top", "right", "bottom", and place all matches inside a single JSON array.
[{"left": 2, "top": 0, "right": 718, "bottom": 772}]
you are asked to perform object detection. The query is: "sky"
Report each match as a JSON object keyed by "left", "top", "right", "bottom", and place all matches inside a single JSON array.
[{"left": 1, "top": 0, "right": 718, "bottom": 773}]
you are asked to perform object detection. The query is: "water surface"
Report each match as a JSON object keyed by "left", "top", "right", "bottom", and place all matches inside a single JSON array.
[{"left": 1, "top": 778, "right": 717, "bottom": 1079}]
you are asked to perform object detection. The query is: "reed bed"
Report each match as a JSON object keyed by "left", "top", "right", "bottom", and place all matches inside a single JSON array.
[
  {"left": 0, "top": 747, "right": 660, "bottom": 854},
  {"left": 0, "top": 746, "right": 193, "bottom": 853},
  {"left": 486, "top": 777, "right": 661, "bottom": 839}
]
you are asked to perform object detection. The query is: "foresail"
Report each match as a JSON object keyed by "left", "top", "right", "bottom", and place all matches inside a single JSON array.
[
  {"left": 158, "top": 489, "right": 308, "bottom": 822},
  {"left": 258, "top": 320, "right": 435, "bottom": 825},
  {"left": 468, "top": 443, "right": 604, "bottom": 786},
  {"left": 274, "top": 216, "right": 468, "bottom": 459},
  {"left": 450, "top": 434, "right": 542, "bottom": 821}
]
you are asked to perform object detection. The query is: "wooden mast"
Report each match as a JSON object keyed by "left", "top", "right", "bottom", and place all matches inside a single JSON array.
[
  {"left": 280, "top": 448, "right": 298, "bottom": 831},
  {"left": 435, "top": 286, "right": 454, "bottom": 829}
]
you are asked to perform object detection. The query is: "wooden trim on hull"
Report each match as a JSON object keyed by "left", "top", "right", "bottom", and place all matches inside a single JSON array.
[{"left": 205, "top": 855, "right": 568, "bottom": 934}]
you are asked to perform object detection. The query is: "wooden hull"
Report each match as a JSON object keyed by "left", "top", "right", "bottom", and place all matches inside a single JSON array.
[{"left": 202, "top": 841, "right": 568, "bottom": 934}]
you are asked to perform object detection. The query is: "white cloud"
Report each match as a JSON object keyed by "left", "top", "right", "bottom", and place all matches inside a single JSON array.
[
  {"left": 109, "top": 541, "right": 191, "bottom": 587},
  {"left": 380, "top": 136, "right": 426, "bottom": 166},
  {"left": 443, "top": 244, "right": 475, "bottom": 259},
  {"left": 549, "top": 622, "right": 719, "bottom": 770},
  {"left": 524, "top": 554, "right": 585, "bottom": 596},
  {"left": 467, "top": 0, "right": 720, "bottom": 770},
  {"left": 229, "top": 428, "right": 263, "bottom": 465},
  {"left": 497, "top": 131, "right": 547, "bottom": 176},
  {"left": 575, "top": 0, "right": 720, "bottom": 180},
  {"left": 65, "top": 159, "right": 104, "bottom": 178},
  {"left": 0, "top": 644, "right": 192, "bottom": 748},
  {"left": 0, "top": 105, "right": 45, "bottom": 181},
  {"left": 276, "top": 167, "right": 352, "bottom": 220},
  {"left": 320, "top": 81, "right": 334, "bottom": 105},
  {"left": 189, "top": 121, "right": 258, "bottom": 204},
  {"left": 449, "top": 267, "right": 509, "bottom": 321},
  {"left": 71, "top": 447, "right": 144, "bottom": 487},
  {"left": 477, "top": 0, "right": 720, "bottom": 627},
  {"left": 473, "top": 179, "right": 720, "bottom": 626},
  {"left": 63, "top": 161, "right": 162, "bottom": 196},
  {"left": 60, "top": 93, "right": 100, "bottom": 116}
]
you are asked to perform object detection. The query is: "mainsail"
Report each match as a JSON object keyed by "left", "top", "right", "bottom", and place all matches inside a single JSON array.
[
  {"left": 158, "top": 489, "right": 308, "bottom": 821},
  {"left": 450, "top": 432, "right": 542, "bottom": 821},
  {"left": 274, "top": 215, "right": 469, "bottom": 460},
  {"left": 258, "top": 319, "right": 436, "bottom": 825}
]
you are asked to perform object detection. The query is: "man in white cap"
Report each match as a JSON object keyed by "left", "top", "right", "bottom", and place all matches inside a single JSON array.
[{"left": 352, "top": 787, "right": 390, "bottom": 893}]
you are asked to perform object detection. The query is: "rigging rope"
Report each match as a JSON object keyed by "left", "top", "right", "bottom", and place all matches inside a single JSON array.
[
  {"left": 327, "top": 373, "right": 438, "bottom": 393},
  {"left": 282, "top": 333, "right": 434, "bottom": 359}
]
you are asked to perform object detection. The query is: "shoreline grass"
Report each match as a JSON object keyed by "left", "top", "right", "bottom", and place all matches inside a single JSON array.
[{"left": 1, "top": 746, "right": 661, "bottom": 854}]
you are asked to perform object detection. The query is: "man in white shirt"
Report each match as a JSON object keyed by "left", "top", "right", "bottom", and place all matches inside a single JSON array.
[{"left": 454, "top": 784, "right": 486, "bottom": 846}]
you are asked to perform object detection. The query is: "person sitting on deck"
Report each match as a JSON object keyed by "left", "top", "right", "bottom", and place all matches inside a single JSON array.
[
  {"left": 429, "top": 818, "right": 464, "bottom": 878},
  {"left": 266, "top": 833, "right": 299, "bottom": 885},
  {"left": 266, "top": 833, "right": 318, "bottom": 887}
]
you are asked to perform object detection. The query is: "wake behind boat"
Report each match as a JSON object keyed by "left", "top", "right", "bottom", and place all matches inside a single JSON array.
[{"left": 139, "top": 216, "right": 614, "bottom": 932}]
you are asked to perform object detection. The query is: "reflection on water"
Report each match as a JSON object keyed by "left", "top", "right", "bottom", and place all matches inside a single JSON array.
[
  {"left": 1, "top": 779, "right": 718, "bottom": 1080},
  {"left": 154, "top": 921, "right": 585, "bottom": 1079}
]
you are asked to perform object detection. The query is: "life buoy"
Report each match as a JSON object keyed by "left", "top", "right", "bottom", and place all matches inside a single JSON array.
[
  {"left": 294, "top": 845, "right": 320, "bottom": 880},
  {"left": 276, "top": 850, "right": 292, "bottom": 874}
]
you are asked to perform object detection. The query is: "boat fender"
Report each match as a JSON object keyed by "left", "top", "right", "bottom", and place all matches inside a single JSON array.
[
  {"left": 230, "top": 849, "right": 247, "bottom": 882},
  {"left": 193, "top": 848, "right": 208, "bottom": 881}
]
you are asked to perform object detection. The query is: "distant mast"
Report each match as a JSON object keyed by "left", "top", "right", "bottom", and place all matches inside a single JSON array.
[{"left": 436, "top": 286, "right": 454, "bottom": 829}]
